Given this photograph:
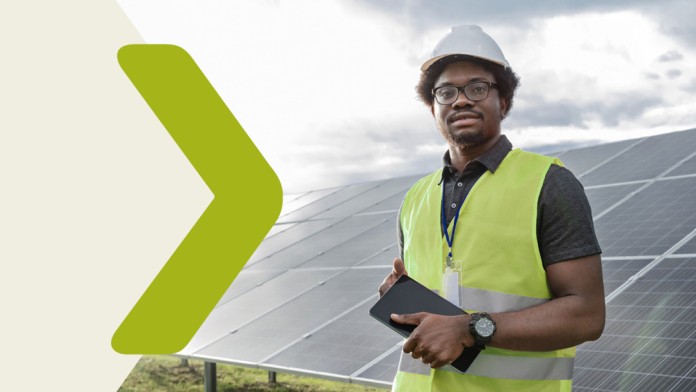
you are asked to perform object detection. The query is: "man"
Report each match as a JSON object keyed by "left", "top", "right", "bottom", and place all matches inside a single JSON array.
[{"left": 378, "top": 25, "right": 605, "bottom": 391}]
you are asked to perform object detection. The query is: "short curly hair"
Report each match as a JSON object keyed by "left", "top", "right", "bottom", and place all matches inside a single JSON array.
[{"left": 416, "top": 55, "right": 520, "bottom": 116}]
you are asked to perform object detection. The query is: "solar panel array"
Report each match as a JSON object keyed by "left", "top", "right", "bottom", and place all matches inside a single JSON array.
[{"left": 180, "top": 128, "right": 696, "bottom": 390}]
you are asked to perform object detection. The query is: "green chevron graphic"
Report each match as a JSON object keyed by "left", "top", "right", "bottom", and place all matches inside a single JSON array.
[{"left": 112, "top": 45, "right": 282, "bottom": 353}]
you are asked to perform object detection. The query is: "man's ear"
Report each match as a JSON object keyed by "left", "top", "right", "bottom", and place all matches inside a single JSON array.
[
  {"left": 430, "top": 104, "right": 435, "bottom": 117},
  {"left": 500, "top": 98, "right": 509, "bottom": 118}
]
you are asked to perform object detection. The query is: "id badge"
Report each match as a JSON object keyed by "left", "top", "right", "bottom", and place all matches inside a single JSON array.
[{"left": 443, "top": 260, "right": 462, "bottom": 307}]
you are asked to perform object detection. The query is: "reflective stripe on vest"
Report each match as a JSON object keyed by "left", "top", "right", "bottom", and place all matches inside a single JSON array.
[
  {"left": 394, "top": 149, "right": 574, "bottom": 391},
  {"left": 459, "top": 286, "right": 549, "bottom": 313},
  {"left": 399, "top": 350, "right": 575, "bottom": 380},
  {"left": 448, "top": 354, "right": 574, "bottom": 380}
]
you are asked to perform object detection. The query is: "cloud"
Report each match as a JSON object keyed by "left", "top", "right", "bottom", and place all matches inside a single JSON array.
[
  {"left": 666, "top": 69, "right": 683, "bottom": 79},
  {"left": 645, "top": 0, "right": 696, "bottom": 47},
  {"left": 659, "top": 50, "right": 684, "bottom": 62},
  {"left": 508, "top": 94, "right": 663, "bottom": 129},
  {"left": 351, "top": 0, "right": 660, "bottom": 31},
  {"left": 266, "top": 6, "right": 696, "bottom": 191},
  {"left": 507, "top": 100, "right": 585, "bottom": 128},
  {"left": 494, "top": 11, "right": 696, "bottom": 131},
  {"left": 685, "top": 78, "right": 696, "bottom": 93},
  {"left": 117, "top": 0, "right": 696, "bottom": 192},
  {"left": 273, "top": 114, "right": 445, "bottom": 192}
]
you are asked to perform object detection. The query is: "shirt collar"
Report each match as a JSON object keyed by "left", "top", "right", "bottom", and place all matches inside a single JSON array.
[{"left": 441, "top": 135, "right": 513, "bottom": 179}]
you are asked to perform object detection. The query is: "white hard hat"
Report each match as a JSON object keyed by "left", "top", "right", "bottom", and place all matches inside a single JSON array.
[{"left": 421, "top": 25, "right": 509, "bottom": 71}]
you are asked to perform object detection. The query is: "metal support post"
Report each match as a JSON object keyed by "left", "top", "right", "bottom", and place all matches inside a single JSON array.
[
  {"left": 204, "top": 362, "right": 217, "bottom": 392},
  {"left": 268, "top": 370, "right": 277, "bottom": 384}
]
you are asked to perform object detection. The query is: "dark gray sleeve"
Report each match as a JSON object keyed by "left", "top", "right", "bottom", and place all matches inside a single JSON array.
[
  {"left": 397, "top": 200, "right": 405, "bottom": 260},
  {"left": 537, "top": 165, "right": 602, "bottom": 267}
]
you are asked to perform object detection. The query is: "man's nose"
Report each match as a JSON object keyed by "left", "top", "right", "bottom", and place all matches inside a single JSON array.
[{"left": 452, "top": 88, "right": 475, "bottom": 107}]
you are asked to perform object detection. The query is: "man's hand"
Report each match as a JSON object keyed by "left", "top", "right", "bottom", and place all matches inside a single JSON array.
[
  {"left": 391, "top": 312, "right": 473, "bottom": 368},
  {"left": 378, "top": 258, "right": 407, "bottom": 297}
]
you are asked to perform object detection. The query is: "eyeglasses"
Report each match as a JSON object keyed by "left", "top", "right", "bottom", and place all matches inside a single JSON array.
[{"left": 432, "top": 81, "right": 497, "bottom": 105}]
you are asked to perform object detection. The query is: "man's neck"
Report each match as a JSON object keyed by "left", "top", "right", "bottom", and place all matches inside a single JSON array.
[{"left": 448, "top": 135, "right": 501, "bottom": 172}]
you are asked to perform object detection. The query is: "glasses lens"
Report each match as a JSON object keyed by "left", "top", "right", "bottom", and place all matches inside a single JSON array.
[
  {"left": 434, "top": 86, "right": 459, "bottom": 104},
  {"left": 434, "top": 82, "right": 491, "bottom": 104},
  {"left": 464, "top": 82, "right": 489, "bottom": 101}
]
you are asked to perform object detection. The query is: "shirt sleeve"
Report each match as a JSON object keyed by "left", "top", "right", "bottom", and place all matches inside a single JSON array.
[
  {"left": 397, "top": 199, "right": 405, "bottom": 260},
  {"left": 537, "top": 165, "right": 602, "bottom": 267}
]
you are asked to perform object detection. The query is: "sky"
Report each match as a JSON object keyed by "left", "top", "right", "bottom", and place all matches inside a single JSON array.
[{"left": 116, "top": 0, "right": 696, "bottom": 193}]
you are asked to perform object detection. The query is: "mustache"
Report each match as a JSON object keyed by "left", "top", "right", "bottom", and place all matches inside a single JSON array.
[{"left": 447, "top": 109, "right": 484, "bottom": 123}]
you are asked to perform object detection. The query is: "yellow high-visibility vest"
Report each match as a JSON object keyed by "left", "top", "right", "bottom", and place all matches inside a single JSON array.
[{"left": 394, "top": 149, "right": 575, "bottom": 392}]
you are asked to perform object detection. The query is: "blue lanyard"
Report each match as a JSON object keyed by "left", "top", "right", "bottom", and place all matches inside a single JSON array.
[{"left": 441, "top": 181, "right": 463, "bottom": 267}]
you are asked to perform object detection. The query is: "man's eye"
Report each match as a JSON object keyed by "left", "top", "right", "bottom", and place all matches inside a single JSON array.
[{"left": 438, "top": 88, "right": 456, "bottom": 99}]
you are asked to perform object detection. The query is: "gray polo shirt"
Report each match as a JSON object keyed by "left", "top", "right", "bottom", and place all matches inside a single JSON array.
[{"left": 397, "top": 135, "right": 602, "bottom": 268}]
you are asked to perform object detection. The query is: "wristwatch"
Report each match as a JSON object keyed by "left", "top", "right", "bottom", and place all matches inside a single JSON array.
[{"left": 469, "top": 312, "right": 496, "bottom": 348}]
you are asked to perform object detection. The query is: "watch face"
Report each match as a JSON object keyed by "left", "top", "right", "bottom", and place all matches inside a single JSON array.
[{"left": 475, "top": 318, "right": 495, "bottom": 337}]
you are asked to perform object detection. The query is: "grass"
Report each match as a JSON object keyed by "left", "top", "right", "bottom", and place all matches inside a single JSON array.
[{"left": 119, "top": 356, "right": 388, "bottom": 392}]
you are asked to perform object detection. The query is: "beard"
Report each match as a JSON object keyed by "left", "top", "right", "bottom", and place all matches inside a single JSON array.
[
  {"left": 450, "top": 129, "right": 486, "bottom": 148},
  {"left": 439, "top": 126, "right": 487, "bottom": 149}
]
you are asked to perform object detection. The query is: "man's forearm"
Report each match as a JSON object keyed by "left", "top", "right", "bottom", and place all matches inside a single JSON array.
[
  {"left": 487, "top": 293, "right": 604, "bottom": 352},
  {"left": 488, "top": 254, "right": 605, "bottom": 351}
]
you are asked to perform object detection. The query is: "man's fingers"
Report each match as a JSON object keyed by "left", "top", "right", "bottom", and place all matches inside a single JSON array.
[
  {"left": 377, "top": 258, "right": 408, "bottom": 297},
  {"left": 393, "top": 257, "right": 407, "bottom": 276},
  {"left": 378, "top": 280, "right": 390, "bottom": 297},
  {"left": 429, "top": 359, "right": 446, "bottom": 368},
  {"left": 402, "top": 335, "right": 416, "bottom": 353},
  {"left": 391, "top": 312, "right": 424, "bottom": 325},
  {"left": 378, "top": 280, "right": 397, "bottom": 297},
  {"left": 378, "top": 273, "right": 398, "bottom": 297}
]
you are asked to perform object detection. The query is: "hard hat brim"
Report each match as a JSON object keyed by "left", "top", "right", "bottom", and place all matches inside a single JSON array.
[{"left": 421, "top": 53, "right": 509, "bottom": 72}]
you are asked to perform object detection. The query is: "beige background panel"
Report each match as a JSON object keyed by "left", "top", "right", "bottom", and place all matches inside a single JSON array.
[{"left": 0, "top": 0, "right": 212, "bottom": 390}]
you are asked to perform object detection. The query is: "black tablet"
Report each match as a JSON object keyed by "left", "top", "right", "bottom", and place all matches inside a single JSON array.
[{"left": 369, "top": 275, "right": 481, "bottom": 372}]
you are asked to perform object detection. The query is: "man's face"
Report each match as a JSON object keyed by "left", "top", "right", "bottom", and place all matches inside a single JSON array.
[{"left": 431, "top": 61, "right": 507, "bottom": 149}]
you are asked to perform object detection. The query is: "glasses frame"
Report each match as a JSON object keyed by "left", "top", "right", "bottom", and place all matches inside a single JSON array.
[{"left": 432, "top": 81, "right": 498, "bottom": 105}]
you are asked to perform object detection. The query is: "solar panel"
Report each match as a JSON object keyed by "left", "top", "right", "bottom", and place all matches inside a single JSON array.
[
  {"left": 668, "top": 153, "right": 696, "bottom": 177},
  {"left": 558, "top": 138, "right": 642, "bottom": 178},
  {"left": 353, "top": 346, "right": 402, "bottom": 383},
  {"left": 574, "top": 257, "right": 696, "bottom": 391},
  {"left": 178, "top": 128, "right": 696, "bottom": 389},
  {"left": 215, "top": 269, "right": 285, "bottom": 305},
  {"left": 585, "top": 183, "right": 643, "bottom": 217},
  {"left": 278, "top": 188, "right": 340, "bottom": 219},
  {"left": 262, "top": 300, "right": 402, "bottom": 376},
  {"left": 277, "top": 182, "right": 381, "bottom": 223},
  {"left": 193, "top": 267, "right": 390, "bottom": 363},
  {"left": 264, "top": 222, "right": 297, "bottom": 238},
  {"left": 357, "top": 245, "right": 400, "bottom": 266},
  {"left": 299, "top": 216, "right": 397, "bottom": 269},
  {"left": 310, "top": 176, "right": 417, "bottom": 220},
  {"left": 245, "top": 214, "right": 389, "bottom": 272},
  {"left": 281, "top": 192, "right": 309, "bottom": 208},
  {"left": 359, "top": 191, "right": 407, "bottom": 214},
  {"left": 246, "top": 217, "right": 340, "bottom": 264},
  {"left": 674, "top": 236, "right": 696, "bottom": 255},
  {"left": 594, "top": 177, "right": 696, "bottom": 257},
  {"left": 601, "top": 258, "right": 653, "bottom": 293},
  {"left": 580, "top": 129, "right": 696, "bottom": 186},
  {"left": 180, "top": 268, "right": 341, "bottom": 355}
]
